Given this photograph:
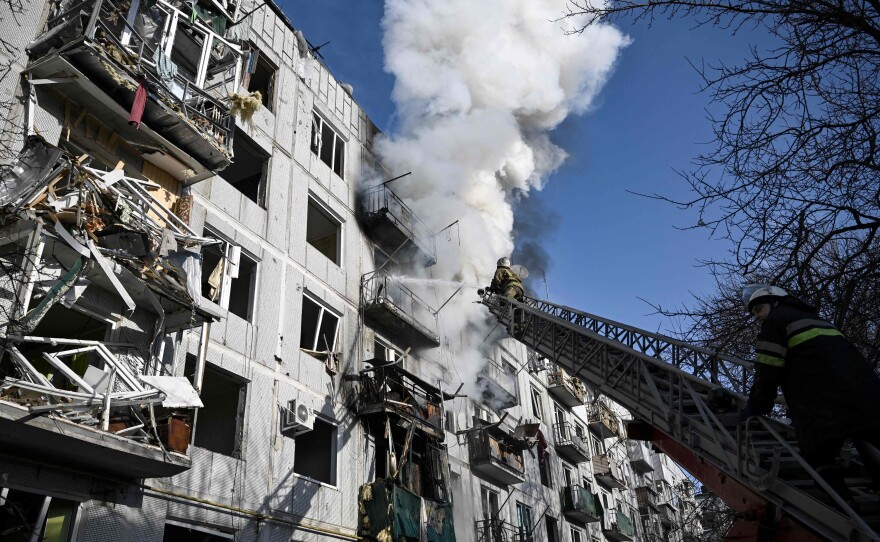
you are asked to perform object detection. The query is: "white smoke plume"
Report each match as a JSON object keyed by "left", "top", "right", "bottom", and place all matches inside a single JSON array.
[{"left": 374, "top": 0, "right": 628, "bottom": 397}]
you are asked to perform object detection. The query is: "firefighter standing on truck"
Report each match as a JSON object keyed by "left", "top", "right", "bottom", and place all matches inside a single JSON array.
[
  {"left": 742, "top": 284, "right": 880, "bottom": 506},
  {"left": 489, "top": 257, "right": 524, "bottom": 301}
]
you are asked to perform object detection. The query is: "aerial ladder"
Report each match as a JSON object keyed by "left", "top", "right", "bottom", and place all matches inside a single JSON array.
[{"left": 480, "top": 292, "right": 880, "bottom": 542}]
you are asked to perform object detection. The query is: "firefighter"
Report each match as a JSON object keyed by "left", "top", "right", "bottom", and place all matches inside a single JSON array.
[
  {"left": 742, "top": 284, "right": 880, "bottom": 504},
  {"left": 489, "top": 257, "right": 524, "bottom": 301}
]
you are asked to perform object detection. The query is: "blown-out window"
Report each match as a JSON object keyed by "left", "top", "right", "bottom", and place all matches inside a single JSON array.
[
  {"left": 310, "top": 112, "right": 345, "bottom": 178},
  {"left": 300, "top": 294, "right": 339, "bottom": 353}
]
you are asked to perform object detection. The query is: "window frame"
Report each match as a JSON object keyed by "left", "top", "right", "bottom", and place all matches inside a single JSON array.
[
  {"left": 200, "top": 228, "right": 258, "bottom": 322},
  {"left": 292, "top": 414, "right": 339, "bottom": 486},
  {"left": 306, "top": 196, "right": 343, "bottom": 265},
  {"left": 530, "top": 386, "right": 544, "bottom": 420},
  {"left": 310, "top": 111, "right": 345, "bottom": 178},
  {"left": 241, "top": 42, "right": 277, "bottom": 111},
  {"left": 300, "top": 292, "right": 341, "bottom": 353}
]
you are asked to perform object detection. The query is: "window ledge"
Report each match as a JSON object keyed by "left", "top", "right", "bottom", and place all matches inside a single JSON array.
[{"left": 291, "top": 472, "right": 338, "bottom": 491}]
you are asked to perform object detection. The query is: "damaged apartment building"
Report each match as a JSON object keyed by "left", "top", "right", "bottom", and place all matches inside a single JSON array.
[{"left": 0, "top": 0, "right": 700, "bottom": 541}]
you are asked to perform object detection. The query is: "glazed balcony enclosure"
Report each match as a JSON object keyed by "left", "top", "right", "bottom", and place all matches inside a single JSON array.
[
  {"left": 361, "top": 271, "right": 440, "bottom": 348},
  {"left": 467, "top": 422, "right": 526, "bottom": 486},
  {"left": 628, "top": 440, "right": 654, "bottom": 474},
  {"left": 552, "top": 422, "right": 590, "bottom": 463},
  {"left": 587, "top": 399, "right": 620, "bottom": 439},
  {"left": 592, "top": 453, "right": 626, "bottom": 490},
  {"left": 602, "top": 509, "right": 636, "bottom": 542},
  {"left": 25, "top": 0, "right": 244, "bottom": 182},
  {"left": 358, "top": 183, "right": 437, "bottom": 267},
  {"left": 546, "top": 366, "right": 586, "bottom": 408},
  {"left": 561, "top": 485, "right": 601, "bottom": 524}
]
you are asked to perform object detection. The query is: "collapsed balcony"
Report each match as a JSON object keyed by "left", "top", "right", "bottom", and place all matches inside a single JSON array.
[
  {"left": 361, "top": 271, "right": 440, "bottom": 348},
  {"left": 561, "top": 485, "right": 601, "bottom": 524},
  {"left": 466, "top": 422, "right": 526, "bottom": 486},
  {"left": 592, "top": 453, "right": 626, "bottom": 490},
  {"left": 357, "top": 360, "right": 453, "bottom": 440},
  {"left": 602, "top": 509, "right": 636, "bottom": 542},
  {"left": 358, "top": 478, "right": 455, "bottom": 542},
  {"left": 475, "top": 358, "right": 518, "bottom": 410},
  {"left": 26, "top": 0, "right": 246, "bottom": 182},
  {"left": 0, "top": 138, "right": 223, "bottom": 478},
  {"left": 628, "top": 440, "right": 654, "bottom": 474},
  {"left": 552, "top": 422, "right": 590, "bottom": 463},
  {"left": 546, "top": 366, "right": 586, "bottom": 408},
  {"left": 358, "top": 183, "right": 436, "bottom": 267},
  {"left": 587, "top": 399, "right": 620, "bottom": 439}
]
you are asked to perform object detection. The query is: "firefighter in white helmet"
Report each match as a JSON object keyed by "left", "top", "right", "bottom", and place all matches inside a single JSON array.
[
  {"left": 489, "top": 257, "right": 524, "bottom": 301},
  {"left": 740, "top": 283, "right": 880, "bottom": 505}
]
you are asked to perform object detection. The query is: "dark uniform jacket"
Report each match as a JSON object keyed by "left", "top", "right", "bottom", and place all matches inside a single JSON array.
[{"left": 748, "top": 303, "right": 880, "bottom": 453}]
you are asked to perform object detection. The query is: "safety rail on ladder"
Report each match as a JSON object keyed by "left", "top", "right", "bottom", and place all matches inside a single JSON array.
[{"left": 480, "top": 292, "right": 879, "bottom": 542}]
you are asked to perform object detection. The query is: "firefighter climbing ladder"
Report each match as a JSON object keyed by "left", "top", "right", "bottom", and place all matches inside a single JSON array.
[{"left": 481, "top": 293, "right": 880, "bottom": 542}]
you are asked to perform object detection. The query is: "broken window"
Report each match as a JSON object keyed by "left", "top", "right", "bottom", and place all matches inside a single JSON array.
[
  {"left": 293, "top": 416, "right": 337, "bottom": 485},
  {"left": 0, "top": 489, "right": 79, "bottom": 542},
  {"left": 300, "top": 294, "right": 339, "bottom": 354},
  {"left": 515, "top": 501, "right": 532, "bottom": 541},
  {"left": 306, "top": 198, "right": 341, "bottom": 264},
  {"left": 539, "top": 447, "right": 553, "bottom": 488},
  {"left": 163, "top": 522, "right": 234, "bottom": 541},
  {"left": 480, "top": 486, "right": 500, "bottom": 521},
  {"left": 530, "top": 386, "right": 543, "bottom": 420},
  {"left": 310, "top": 112, "right": 345, "bottom": 178},
  {"left": 187, "top": 357, "right": 246, "bottom": 458},
  {"left": 374, "top": 338, "right": 401, "bottom": 363},
  {"left": 220, "top": 130, "right": 268, "bottom": 207},
  {"left": 592, "top": 436, "right": 606, "bottom": 456},
  {"left": 200, "top": 230, "right": 257, "bottom": 321},
  {"left": 241, "top": 44, "right": 276, "bottom": 111}
]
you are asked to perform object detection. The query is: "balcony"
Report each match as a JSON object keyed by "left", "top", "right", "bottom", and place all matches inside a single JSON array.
[
  {"left": 635, "top": 485, "right": 660, "bottom": 513},
  {"left": 362, "top": 271, "right": 440, "bottom": 348},
  {"left": 475, "top": 359, "right": 518, "bottom": 410},
  {"left": 552, "top": 422, "right": 590, "bottom": 463},
  {"left": 359, "top": 479, "right": 455, "bottom": 542},
  {"left": 593, "top": 453, "right": 626, "bottom": 490},
  {"left": 359, "top": 184, "right": 436, "bottom": 267},
  {"left": 467, "top": 424, "right": 526, "bottom": 486},
  {"left": 546, "top": 367, "right": 586, "bottom": 408},
  {"left": 25, "top": 0, "right": 244, "bottom": 182},
  {"left": 587, "top": 400, "right": 620, "bottom": 439},
  {"left": 602, "top": 510, "right": 636, "bottom": 542},
  {"left": 475, "top": 519, "right": 530, "bottom": 542},
  {"left": 561, "top": 485, "right": 601, "bottom": 524},
  {"left": 628, "top": 440, "right": 654, "bottom": 474},
  {"left": 357, "top": 361, "right": 452, "bottom": 440}
]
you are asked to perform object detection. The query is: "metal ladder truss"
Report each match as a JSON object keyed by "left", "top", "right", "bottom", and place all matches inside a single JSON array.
[{"left": 481, "top": 293, "right": 879, "bottom": 542}]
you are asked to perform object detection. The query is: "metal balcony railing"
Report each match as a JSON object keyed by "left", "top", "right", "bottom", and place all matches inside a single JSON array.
[
  {"left": 587, "top": 399, "right": 620, "bottom": 438},
  {"left": 357, "top": 363, "right": 447, "bottom": 438},
  {"left": 360, "top": 184, "right": 436, "bottom": 266},
  {"left": 467, "top": 428, "right": 525, "bottom": 486},
  {"left": 603, "top": 509, "right": 637, "bottom": 541},
  {"left": 593, "top": 453, "right": 626, "bottom": 490},
  {"left": 561, "top": 485, "right": 601, "bottom": 523},
  {"left": 547, "top": 367, "right": 586, "bottom": 407},
  {"left": 552, "top": 422, "right": 590, "bottom": 463},
  {"left": 475, "top": 519, "right": 531, "bottom": 542},
  {"left": 361, "top": 271, "right": 440, "bottom": 347}
]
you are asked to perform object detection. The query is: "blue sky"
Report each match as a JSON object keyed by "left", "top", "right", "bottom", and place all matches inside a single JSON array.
[{"left": 281, "top": 1, "right": 760, "bottom": 333}]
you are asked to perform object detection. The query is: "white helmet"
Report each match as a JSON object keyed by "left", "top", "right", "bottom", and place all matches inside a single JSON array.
[
  {"left": 742, "top": 284, "right": 788, "bottom": 312},
  {"left": 497, "top": 257, "right": 510, "bottom": 267}
]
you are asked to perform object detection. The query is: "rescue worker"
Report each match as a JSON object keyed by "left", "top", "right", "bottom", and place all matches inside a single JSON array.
[
  {"left": 489, "top": 257, "right": 524, "bottom": 301},
  {"left": 742, "top": 284, "right": 880, "bottom": 504}
]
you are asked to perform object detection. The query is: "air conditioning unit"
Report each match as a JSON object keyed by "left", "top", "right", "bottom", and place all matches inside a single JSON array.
[{"left": 281, "top": 399, "right": 314, "bottom": 437}]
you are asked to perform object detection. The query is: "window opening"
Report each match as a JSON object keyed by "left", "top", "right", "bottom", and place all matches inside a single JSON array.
[
  {"left": 293, "top": 416, "right": 337, "bottom": 485},
  {"left": 515, "top": 502, "right": 533, "bottom": 541},
  {"left": 306, "top": 198, "right": 341, "bottom": 264},
  {"left": 187, "top": 357, "right": 246, "bottom": 458},
  {"left": 220, "top": 131, "right": 268, "bottom": 207},
  {"left": 0, "top": 489, "right": 79, "bottom": 542},
  {"left": 373, "top": 338, "right": 400, "bottom": 363},
  {"left": 300, "top": 294, "right": 340, "bottom": 354},
  {"left": 546, "top": 516, "right": 559, "bottom": 542},
  {"left": 310, "top": 112, "right": 345, "bottom": 178},
  {"left": 592, "top": 436, "right": 606, "bottom": 456},
  {"left": 200, "top": 231, "right": 257, "bottom": 321},
  {"left": 562, "top": 463, "right": 574, "bottom": 487},
  {"left": 570, "top": 527, "right": 583, "bottom": 542},
  {"left": 163, "top": 522, "right": 233, "bottom": 541},
  {"left": 480, "top": 487, "right": 499, "bottom": 520},
  {"left": 241, "top": 44, "right": 276, "bottom": 110},
  {"left": 530, "top": 386, "right": 543, "bottom": 420}
]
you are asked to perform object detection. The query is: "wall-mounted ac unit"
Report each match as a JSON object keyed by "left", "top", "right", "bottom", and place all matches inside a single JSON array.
[{"left": 281, "top": 399, "right": 314, "bottom": 437}]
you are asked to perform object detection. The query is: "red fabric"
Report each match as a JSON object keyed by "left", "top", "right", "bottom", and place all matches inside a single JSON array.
[{"left": 128, "top": 81, "right": 147, "bottom": 128}]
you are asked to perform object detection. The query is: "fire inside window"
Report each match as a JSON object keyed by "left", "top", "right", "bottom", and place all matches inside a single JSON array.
[{"left": 310, "top": 112, "right": 345, "bottom": 178}]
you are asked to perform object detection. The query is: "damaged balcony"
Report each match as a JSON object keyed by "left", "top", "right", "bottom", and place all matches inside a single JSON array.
[
  {"left": 593, "top": 453, "right": 626, "bottom": 490},
  {"left": 358, "top": 478, "right": 455, "bottom": 542},
  {"left": 361, "top": 271, "right": 440, "bottom": 348},
  {"left": 357, "top": 360, "right": 453, "bottom": 440},
  {"left": 635, "top": 485, "right": 660, "bottom": 514},
  {"left": 628, "top": 440, "right": 654, "bottom": 475},
  {"left": 0, "top": 139, "right": 220, "bottom": 478},
  {"left": 546, "top": 366, "right": 585, "bottom": 408},
  {"left": 25, "top": 0, "right": 246, "bottom": 182},
  {"left": 562, "top": 485, "right": 601, "bottom": 524},
  {"left": 474, "top": 358, "right": 518, "bottom": 410},
  {"left": 358, "top": 183, "right": 436, "bottom": 267},
  {"left": 587, "top": 400, "right": 620, "bottom": 439},
  {"left": 552, "top": 422, "right": 590, "bottom": 463},
  {"left": 602, "top": 509, "right": 636, "bottom": 542},
  {"left": 466, "top": 422, "right": 526, "bottom": 486}
]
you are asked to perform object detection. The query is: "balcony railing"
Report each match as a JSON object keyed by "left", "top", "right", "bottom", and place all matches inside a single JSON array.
[
  {"left": 467, "top": 425, "right": 526, "bottom": 486},
  {"left": 587, "top": 400, "right": 620, "bottom": 439},
  {"left": 603, "top": 509, "right": 636, "bottom": 542},
  {"left": 546, "top": 367, "right": 586, "bottom": 407},
  {"left": 475, "top": 519, "right": 531, "bottom": 542},
  {"left": 361, "top": 271, "right": 440, "bottom": 348},
  {"left": 635, "top": 485, "right": 660, "bottom": 512},
  {"left": 26, "top": 0, "right": 243, "bottom": 178},
  {"left": 561, "top": 485, "right": 601, "bottom": 524},
  {"left": 475, "top": 359, "right": 518, "bottom": 410},
  {"left": 628, "top": 440, "right": 654, "bottom": 474},
  {"left": 552, "top": 422, "right": 590, "bottom": 463},
  {"left": 359, "top": 184, "right": 436, "bottom": 267},
  {"left": 593, "top": 453, "right": 626, "bottom": 490},
  {"left": 357, "top": 362, "right": 450, "bottom": 439}
]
